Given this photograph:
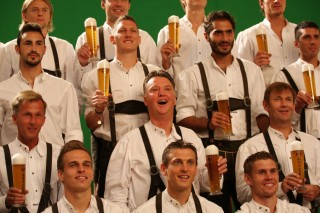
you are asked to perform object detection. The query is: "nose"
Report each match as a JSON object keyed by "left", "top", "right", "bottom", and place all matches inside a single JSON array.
[{"left": 77, "top": 165, "right": 85, "bottom": 172}]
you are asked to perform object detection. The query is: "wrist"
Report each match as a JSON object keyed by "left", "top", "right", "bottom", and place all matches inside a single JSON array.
[{"left": 95, "top": 108, "right": 104, "bottom": 115}]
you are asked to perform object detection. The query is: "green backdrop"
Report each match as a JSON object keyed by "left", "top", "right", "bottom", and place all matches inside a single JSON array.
[{"left": 1, "top": 0, "right": 320, "bottom": 150}]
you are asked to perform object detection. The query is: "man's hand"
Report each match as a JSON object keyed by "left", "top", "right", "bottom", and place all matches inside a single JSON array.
[
  {"left": 209, "top": 112, "right": 231, "bottom": 131},
  {"left": 254, "top": 51, "right": 271, "bottom": 67},
  {"left": 160, "top": 40, "right": 175, "bottom": 69},
  {"left": 77, "top": 42, "right": 92, "bottom": 67},
  {"left": 295, "top": 90, "right": 312, "bottom": 114},
  {"left": 217, "top": 156, "right": 227, "bottom": 175},
  {"left": 297, "top": 184, "right": 320, "bottom": 201},
  {"left": 92, "top": 90, "right": 109, "bottom": 113},
  {"left": 5, "top": 187, "right": 28, "bottom": 208},
  {"left": 281, "top": 173, "right": 303, "bottom": 193}
]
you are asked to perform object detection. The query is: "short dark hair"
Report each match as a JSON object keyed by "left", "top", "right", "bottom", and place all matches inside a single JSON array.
[
  {"left": 243, "top": 151, "right": 277, "bottom": 175},
  {"left": 17, "top": 23, "right": 45, "bottom": 46},
  {"left": 57, "top": 141, "right": 91, "bottom": 171},
  {"left": 295, "top": 21, "right": 320, "bottom": 40},
  {"left": 143, "top": 70, "right": 175, "bottom": 93},
  {"left": 264, "top": 82, "right": 296, "bottom": 104},
  {"left": 12, "top": 90, "right": 47, "bottom": 115},
  {"left": 101, "top": 0, "right": 131, "bottom": 4},
  {"left": 113, "top": 15, "right": 138, "bottom": 31},
  {"left": 204, "top": 10, "right": 236, "bottom": 35},
  {"left": 162, "top": 141, "right": 198, "bottom": 167}
]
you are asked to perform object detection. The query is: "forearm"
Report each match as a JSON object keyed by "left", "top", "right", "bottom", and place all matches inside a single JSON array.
[
  {"left": 178, "top": 116, "right": 208, "bottom": 133},
  {"left": 256, "top": 114, "right": 269, "bottom": 132},
  {"left": 85, "top": 110, "right": 103, "bottom": 131}
]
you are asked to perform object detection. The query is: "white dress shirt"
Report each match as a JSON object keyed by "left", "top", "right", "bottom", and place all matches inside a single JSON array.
[
  {"left": 0, "top": 71, "right": 83, "bottom": 146},
  {"left": 176, "top": 56, "right": 267, "bottom": 139},
  {"left": 236, "top": 199, "right": 310, "bottom": 213},
  {"left": 236, "top": 18, "right": 299, "bottom": 85},
  {"left": 0, "top": 35, "right": 76, "bottom": 83},
  {"left": 105, "top": 121, "right": 217, "bottom": 211},
  {"left": 133, "top": 189, "right": 224, "bottom": 213},
  {"left": 81, "top": 60, "right": 159, "bottom": 141},
  {"left": 0, "top": 139, "right": 63, "bottom": 213},
  {"left": 235, "top": 127, "right": 320, "bottom": 209},
  {"left": 272, "top": 58, "right": 320, "bottom": 138},
  {"left": 0, "top": 42, "right": 3, "bottom": 66},
  {"left": 42, "top": 195, "right": 129, "bottom": 213}
]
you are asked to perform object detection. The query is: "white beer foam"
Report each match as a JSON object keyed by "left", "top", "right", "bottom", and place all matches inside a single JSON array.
[
  {"left": 290, "top": 141, "right": 304, "bottom": 151},
  {"left": 12, "top": 153, "right": 26, "bottom": 165},
  {"left": 168, "top": 15, "right": 179, "bottom": 24},
  {"left": 216, "top": 91, "right": 228, "bottom": 101},
  {"left": 302, "top": 63, "right": 314, "bottom": 72},
  {"left": 84, "top": 17, "right": 97, "bottom": 27},
  {"left": 205, "top": 145, "right": 219, "bottom": 155},
  {"left": 255, "top": 27, "right": 266, "bottom": 35},
  {"left": 97, "top": 59, "right": 110, "bottom": 69}
]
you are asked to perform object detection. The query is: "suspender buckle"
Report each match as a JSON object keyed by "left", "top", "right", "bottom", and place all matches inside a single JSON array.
[
  {"left": 108, "top": 100, "right": 115, "bottom": 111},
  {"left": 150, "top": 165, "right": 160, "bottom": 175},
  {"left": 206, "top": 98, "right": 213, "bottom": 111},
  {"left": 243, "top": 96, "right": 251, "bottom": 107}
]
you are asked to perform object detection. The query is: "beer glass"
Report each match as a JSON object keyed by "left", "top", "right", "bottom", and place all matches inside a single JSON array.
[
  {"left": 97, "top": 59, "right": 110, "bottom": 96},
  {"left": 12, "top": 153, "right": 26, "bottom": 207},
  {"left": 205, "top": 145, "right": 222, "bottom": 195},
  {"left": 290, "top": 141, "right": 306, "bottom": 190},
  {"left": 216, "top": 92, "right": 233, "bottom": 138},
  {"left": 302, "top": 63, "right": 318, "bottom": 108},
  {"left": 84, "top": 17, "right": 99, "bottom": 61},
  {"left": 168, "top": 15, "right": 180, "bottom": 57},
  {"left": 255, "top": 28, "right": 268, "bottom": 53}
]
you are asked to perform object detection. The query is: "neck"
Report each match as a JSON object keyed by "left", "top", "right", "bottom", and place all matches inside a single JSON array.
[
  {"left": 167, "top": 186, "right": 191, "bottom": 205},
  {"left": 266, "top": 13, "right": 286, "bottom": 25},
  {"left": 269, "top": 122, "right": 292, "bottom": 139},
  {"left": 115, "top": 51, "right": 138, "bottom": 70},
  {"left": 19, "top": 63, "right": 42, "bottom": 88},
  {"left": 19, "top": 137, "right": 39, "bottom": 150},
  {"left": 252, "top": 195, "right": 278, "bottom": 213},
  {"left": 106, "top": 19, "right": 116, "bottom": 28},
  {"left": 64, "top": 189, "right": 92, "bottom": 213},
  {"left": 41, "top": 29, "right": 48, "bottom": 37},
  {"left": 211, "top": 53, "right": 233, "bottom": 72},
  {"left": 150, "top": 116, "right": 173, "bottom": 137},
  {"left": 301, "top": 56, "right": 319, "bottom": 68},
  {"left": 186, "top": 8, "right": 205, "bottom": 33}
]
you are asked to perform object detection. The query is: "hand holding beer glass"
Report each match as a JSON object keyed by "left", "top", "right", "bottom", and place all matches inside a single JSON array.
[
  {"left": 12, "top": 153, "right": 26, "bottom": 207},
  {"left": 97, "top": 59, "right": 110, "bottom": 96},
  {"left": 302, "top": 63, "right": 318, "bottom": 108},
  {"left": 255, "top": 27, "right": 269, "bottom": 54},
  {"left": 205, "top": 145, "right": 223, "bottom": 195},
  {"left": 168, "top": 15, "right": 180, "bottom": 57},
  {"left": 84, "top": 17, "right": 99, "bottom": 62},
  {"left": 290, "top": 141, "right": 306, "bottom": 190},
  {"left": 216, "top": 92, "right": 233, "bottom": 138}
]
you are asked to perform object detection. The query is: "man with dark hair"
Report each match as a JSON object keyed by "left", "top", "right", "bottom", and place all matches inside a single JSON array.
[
  {"left": 43, "top": 140, "right": 129, "bottom": 213},
  {"left": 236, "top": 151, "right": 310, "bottom": 212},
  {"left": 0, "top": 23, "right": 82, "bottom": 146},
  {"left": 81, "top": 15, "right": 159, "bottom": 197},
  {"left": 236, "top": 0, "right": 299, "bottom": 86},
  {"left": 0, "top": 90, "right": 62, "bottom": 213},
  {"left": 133, "top": 141, "right": 223, "bottom": 212},
  {"left": 272, "top": 21, "right": 320, "bottom": 139},
  {"left": 236, "top": 82, "right": 320, "bottom": 212},
  {"left": 105, "top": 70, "right": 227, "bottom": 211},
  {"left": 176, "top": 10, "right": 268, "bottom": 212},
  {"left": 0, "top": 0, "right": 76, "bottom": 82}
]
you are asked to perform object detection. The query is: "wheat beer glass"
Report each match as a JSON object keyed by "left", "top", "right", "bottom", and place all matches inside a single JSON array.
[
  {"left": 205, "top": 145, "right": 222, "bottom": 195},
  {"left": 84, "top": 17, "right": 99, "bottom": 61},
  {"left": 255, "top": 28, "right": 268, "bottom": 53},
  {"left": 290, "top": 141, "right": 306, "bottom": 190},
  {"left": 12, "top": 153, "right": 26, "bottom": 207},
  {"left": 302, "top": 63, "right": 318, "bottom": 108},
  {"left": 216, "top": 92, "right": 233, "bottom": 137},
  {"left": 97, "top": 59, "right": 110, "bottom": 96},
  {"left": 168, "top": 15, "right": 180, "bottom": 57}
]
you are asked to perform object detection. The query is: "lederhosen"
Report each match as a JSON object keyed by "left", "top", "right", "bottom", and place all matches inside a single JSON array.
[
  {"left": 43, "top": 37, "right": 62, "bottom": 78},
  {"left": 94, "top": 62, "right": 149, "bottom": 197},
  {"left": 281, "top": 68, "right": 306, "bottom": 132},
  {"left": 198, "top": 58, "right": 249, "bottom": 212},
  {"left": 51, "top": 196, "right": 104, "bottom": 213},
  {"left": 155, "top": 191, "right": 202, "bottom": 213},
  {"left": 3, "top": 143, "right": 53, "bottom": 213},
  {"left": 98, "top": 27, "right": 141, "bottom": 62},
  {"left": 139, "top": 124, "right": 183, "bottom": 199},
  {"left": 263, "top": 131, "right": 317, "bottom": 213}
]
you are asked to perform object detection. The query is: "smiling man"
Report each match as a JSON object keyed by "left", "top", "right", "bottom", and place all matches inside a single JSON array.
[
  {"left": 236, "top": 151, "right": 309, "bottom": 213},
  {"left": 42, "top": 141, "right": 129, "bottom": 213},
  {"left": 133, "top": 141, "right": 223, "bottom": 213},
  {"left": 105, "top": 70, "right": 227, "bottom": 211},
  {"left": 236, "top": 82, "right": 320, "bottom": 212}
]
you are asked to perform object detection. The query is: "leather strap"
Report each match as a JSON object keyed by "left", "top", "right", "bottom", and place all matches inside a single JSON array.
[
  {"left": 47, "top": 37, "right": 62, "bottom": 78},
  {"left": 95, "top": 196, "right": 104, "bottom": 213},
  {"left": 51, "top": 203, "right": 58, "bottom": 213},
  {"left": 281, "top": 68, "right": 306, "bottom": 132}
]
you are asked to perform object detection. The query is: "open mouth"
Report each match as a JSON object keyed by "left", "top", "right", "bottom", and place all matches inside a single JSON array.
[
  {"left": 178, "top": 175, "right": 190, "bottom": 180},
  {"left": 158, "top": 99, "right": 168, "bottom": 105},
  {"left": 76, "top": 176, "right": 88, "bottom": 180}
]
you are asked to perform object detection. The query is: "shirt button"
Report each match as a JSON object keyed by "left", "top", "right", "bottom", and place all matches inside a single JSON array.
[
  {"left": 32, "top": 172, "right": 34, "bottom": 175},
  {"left": 30, "top": 156, "right": 32, "bottom": 159},
  {"left": 35, "top": 190, "right": 38, "bottom": 192},
  {"left": 199, "top": 52, "right": 201, "bottom": 54},
  {"left": 130, "top": 84, "right": 132, "bottom": 87}
]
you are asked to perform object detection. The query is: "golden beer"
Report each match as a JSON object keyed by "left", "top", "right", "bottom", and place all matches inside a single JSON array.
[
  {"left": 290, "top": 141, "right": 305, "bottom": 190},
  {"left": 216, "top": 92, "right": 233, "bottom": 137},
  {"left": 302, "top": 64, "right": 317, "bottom": 108},
  {"left": 205, "top": 145, "right": 222, "bottom": 195},
  {"left": 168, "top": 15, "right": 180, "bottom": 55},
  {"left": 97, "top": 59, "right": 110, "bottom": 96},
  {"left": 12, "top": 153, "right": 26, "bottom": 191},
  {"left": 84, "top": 17, "right": 98, "bottom": 61},
  {"left": 255, "top": 28, "right": 268, "bottom": 53}
]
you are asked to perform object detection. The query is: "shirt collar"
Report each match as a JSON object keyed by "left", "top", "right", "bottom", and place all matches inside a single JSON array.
[
  {"left": 250, "top": 199, "right": 271, "bottom": 212},
  {"left": 268, "top": 126, "right": 298, "bottom": 141},
  {"left": 163, "top": 189, "right": 194, "bottom": 208},
  {"left": 62, "top": 195, "right": 97, "bottom": 213},
  {"left": 262, "top": 18, "right": 288, "bottom": 28},
  {"left": 17, "top": 70, "right": 47, "bottom": 83},
  {"left": 296, "top": 58, "right": 320, "bottom": 69},
  {"left": 181, "top": 15, "right": 205, "bottom": 29},
  {"left": 147, "top": 121, "right": 182, "bottom": 141},
  {"left": 111, "top": 58, "right": 140, "bottom": 72},
  {"left": 12, "top": 138, "right": 47, "bottom": 156}
]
